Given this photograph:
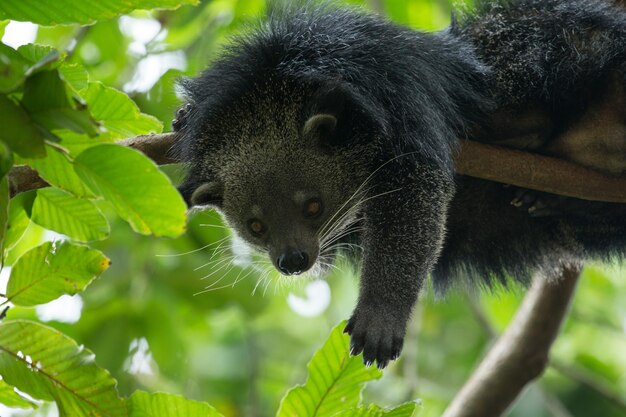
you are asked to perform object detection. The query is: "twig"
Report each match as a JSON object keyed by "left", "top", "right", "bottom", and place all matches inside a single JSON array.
[
  {"left": 9, "top": 165, "right": 49, "bottom": 196},
  {"left": 441, "top": 265, "right": 582, "bottom": 417},
  {"left": 65, "top": 26, "right": 90, "bottom": 60},
  {"left": 368, "top": 0, "right": 384, "bottom": 14},
  {"left": 550, "top": 359, "right": 626, "bottom": 411},
  {"left": 118, "top": 133, "right": 179, "bottom": 165},
  {"left": 465, "top": 293, "right": 497, "bottom": 339},
  {"left": 401, "top": 302, "right": 423, "bottom": 401},
  {"left": 8, "top": 134, "right": 626, "bottom": 203},
  {"left": 537, "top": 386, "right": 575, "bottom": 417},
  {"left": 245, "top": 323, "right": 260, "bottom": 417}
]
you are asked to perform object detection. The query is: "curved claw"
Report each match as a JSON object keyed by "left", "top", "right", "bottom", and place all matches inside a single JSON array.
[{"left": 345, "top": 309, "right": 407, "bottom": 369}]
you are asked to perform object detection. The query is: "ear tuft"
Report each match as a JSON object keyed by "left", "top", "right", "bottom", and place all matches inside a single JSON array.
[
  {"left": 303, "top": 113, "right": 337, "bottom": 138},
  {"left": 190, "top": 182, "right": 224, "bottom": 207}
]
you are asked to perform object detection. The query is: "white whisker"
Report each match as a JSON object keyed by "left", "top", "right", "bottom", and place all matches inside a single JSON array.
[
  {"left": 198, "top": 256, "right": 234, "bottom": 276},
  {"left": 155, "top": 235, "right": 230, "bottom": 257},
  {"left": 252, "top": 270, "right": 270, "bottom": 296},
  {"left": 198, "top": 224, "right": 231, "bottom": 229},
  {"left": 318, "top": 150, "right": 419, "bottom": 239}
]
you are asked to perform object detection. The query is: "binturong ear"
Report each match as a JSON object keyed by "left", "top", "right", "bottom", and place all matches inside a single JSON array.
[
  {"left": 178, "top": 180, "right": 224, "bottom": 208},
  {"left": 303, "top": 113, "right": 337, "bottom": 139},
  {"left": 190, "top": 182, "right": 223, "bottom": 207},
  {"left": 303, "top": 81, "right": 387, "bottom": 150}
]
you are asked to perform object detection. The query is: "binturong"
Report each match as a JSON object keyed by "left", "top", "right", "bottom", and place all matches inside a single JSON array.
[{"left": 174, "top": 0, "right": 626, "bottom": 369}]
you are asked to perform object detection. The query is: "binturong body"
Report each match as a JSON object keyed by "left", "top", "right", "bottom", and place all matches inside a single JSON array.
[{"left": 175, "top": 0, "right": 626, "bottom": 368}]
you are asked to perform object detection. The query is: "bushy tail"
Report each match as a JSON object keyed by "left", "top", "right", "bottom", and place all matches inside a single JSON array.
[{"left": 455, "top": 0, "right": 626, "bottom": 108}]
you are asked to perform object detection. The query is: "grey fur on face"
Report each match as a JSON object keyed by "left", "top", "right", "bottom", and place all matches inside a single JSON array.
[{"left": 190, "top": 83, "right": 377, "bottom": 275}]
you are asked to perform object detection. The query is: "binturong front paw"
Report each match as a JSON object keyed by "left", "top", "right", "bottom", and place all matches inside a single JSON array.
[
  {"left": 344, "top": 305, "right": 407, "bottom": 369},
  {"left": 172, "top": 103, "right": 193, "bottom": 132}
]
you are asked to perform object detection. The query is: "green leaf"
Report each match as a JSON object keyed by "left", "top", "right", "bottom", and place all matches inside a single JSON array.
[
  {"left": 59, "top": 63, "right": 90, "bottom": 93},
  {"left": 31, "top": 188, "right": 110, "bottom": 242},
  {"left": 0, "top": 140, "right": 13, "bottom": 180},
  {"left": 0, "top": 320, "right": 127, "bottom": 417},
  {"left": 276, "top": 322, "right": 382, "bottom": 417},
  {"left": 0, "top": 95, "right": 46, "bottom": 158},
  {"left": 74, "top": 144, "right": 187, "bottom": 238},
  {"left": 0, "top": 378, "right": 37, "bottom": 409},
  {"left": 82, "top": 82, "right": 162, "bottom": 139},
  {"left": 0, "top": 0, "right": 199, "bottom": 25},
  {"left": 52, "top": 82, "right": 162, "bottom": 156},
  {"left": 333, "top": 403, "right": 421, "bottom": 417},
  {"left": 22, "top": 70, "right": 98, "bottom": 136},
  {"left": 22, "top": 69, "right": 70, "bottom": 111},
  {"left": 0, "top": 44, "right": 30, "bottom": 93},
  {"left": 0, "top": 176, "right": 9, "bottom": 259},
  {"left": 24, "top": 144, "right": 94, "bottom": 198},
  {"left": 18, "top": 45, "right": 61, "bottom": 76},
  {"left": 6, "top": 241, "right": 110, "bottom": 306},
  {"left": 0, "top": 44, "right": 61, "bottom": 94},
  {"left": 17, "top": 44, "right": 58, "bottom": 65},
  {"left": 55, "top": 130, "right": 113, "bottom": 156},
  {"left": 3, "top": 191, "right": 35, "bottom": 254},
  {"left": 129, "top": 391, "right": 224, "bottom": 417},
  {"left": 0, "top": 141, "right": 11, "bottom": 256}
]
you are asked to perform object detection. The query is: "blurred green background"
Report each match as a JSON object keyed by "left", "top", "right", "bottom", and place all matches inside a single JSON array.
[{"left": 2, "top": 0, "right": 625, "bottom": 416}]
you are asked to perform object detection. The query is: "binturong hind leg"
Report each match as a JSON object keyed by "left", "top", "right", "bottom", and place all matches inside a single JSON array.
[
  {"left": 547, "top": 71, "right": 626, "bottom": 175},
  {"left": 510, "top": 189, "right": 572, "bottom": 217},
  {"left": 512, "top": 71, "right": 626, "bottom": 217}
]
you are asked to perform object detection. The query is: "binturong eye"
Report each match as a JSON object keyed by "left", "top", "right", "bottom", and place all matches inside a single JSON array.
[
  {"left": 247, "top": 219, "right": 266, "bottom": 237},
  {"left": 303, "top": 198, "right": 323, "bottom": 218}
]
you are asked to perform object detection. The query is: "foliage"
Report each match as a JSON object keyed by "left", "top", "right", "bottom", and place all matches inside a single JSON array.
[
  {"left": 0, "top": 0, "right": 199, "bottom": 25},
  {"left": 5, "top": 241, "right": 109, "bottom": 306},
  {"left": 0, "top": 0, "right": 624, "bottom": 417},
  {"left": 277, "top": 322, "right": 384, "bottom": 417},
  {"left": 0, "top": 320, "right": 126, "bottom": 417},
  {"left": 0, "top": 315, "right": 416, "bottom": 416}
]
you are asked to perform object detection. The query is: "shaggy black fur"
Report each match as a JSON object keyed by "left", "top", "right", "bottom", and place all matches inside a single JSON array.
[
  {"left": 175, "top": 0, "right": 626, "bottom": 368},
  {"left": 434, "top": 0, "right": 626, "bottom": 290},
  {"left": 176, "top": 2, "right": 493, "bottom": 175}
]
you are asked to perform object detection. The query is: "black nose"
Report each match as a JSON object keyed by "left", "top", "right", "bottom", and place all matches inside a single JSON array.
[{"left": 277, "top": 249, "right": 309, "bottom": 275}]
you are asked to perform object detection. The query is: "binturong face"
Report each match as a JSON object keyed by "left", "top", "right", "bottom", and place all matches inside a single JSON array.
[
  {"left": 218, "top": 156, "right": 361, "bottom": 277},
  {"left": 180, "top": 82, "right": 382, "bottom": 277}
]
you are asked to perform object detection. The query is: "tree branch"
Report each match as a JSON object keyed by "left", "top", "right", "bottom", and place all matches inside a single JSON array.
[
  {"left": 465, "top": 281, "right": 626, "bottom": 414},
  {"left": 441, "top": 265, "right": 582, "bottom": 417},
  {"left": 455, "top": 141, "right": 626, "bottom": 203},
  {"left": 8, "top": 133, "right": 626, "bottom": 203},
  {"left": 118, "top": 133, "right": 179, "bottom": 165}
]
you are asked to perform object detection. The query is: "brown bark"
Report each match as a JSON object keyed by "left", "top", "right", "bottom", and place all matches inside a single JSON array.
[
  {"left": 117, "top": 132, "right": 179, "bottom": 165},
  {"left": 455, "top": 141, "right": 626, "bottom": 203}
]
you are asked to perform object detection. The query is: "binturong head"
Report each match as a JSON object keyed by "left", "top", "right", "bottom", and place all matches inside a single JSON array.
[{"left": 177, "top": 80, "right": 385, "bottom": 277}]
